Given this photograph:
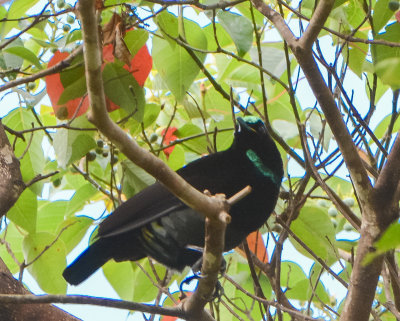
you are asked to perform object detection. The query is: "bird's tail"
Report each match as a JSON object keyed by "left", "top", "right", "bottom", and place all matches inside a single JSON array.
[{"left": 63, "top": 240, "right": 110, "bottom": 285}]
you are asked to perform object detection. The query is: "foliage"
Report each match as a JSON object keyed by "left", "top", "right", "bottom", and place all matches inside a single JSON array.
[{"left": 1, "top": 0, "right": 400, "bottom": 320}]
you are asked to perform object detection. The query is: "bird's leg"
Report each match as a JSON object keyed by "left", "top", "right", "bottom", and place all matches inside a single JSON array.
[
  {"left": 179, "top": 272, "right": 202, "bottom": 299},
  {"left": 179, "top": 257, "right": 227, "bottom": 300}
]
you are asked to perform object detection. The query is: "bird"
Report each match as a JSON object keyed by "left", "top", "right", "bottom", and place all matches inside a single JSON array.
[{"left": 63, "top": 116, "right": 283, "bottom": 285}]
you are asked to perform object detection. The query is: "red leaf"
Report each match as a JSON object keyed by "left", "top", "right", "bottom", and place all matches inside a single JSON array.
[
  {"left": 45, "top": 51, "right": 89, "bottom": 119},
  {"left": 161, "top": 316, "right": 178, "bottom": 321},
  {"left": 246, "top": 231, "right": 268, "bottom": 263},
  {"left": 46, "top": 42, "right": 152, "bottom": 119},
  {"left": 161, "top": 127, "right": 177, "bottom": 156},
  {"left": 396, "top": 10, "right": 400, "bottom": 23}
]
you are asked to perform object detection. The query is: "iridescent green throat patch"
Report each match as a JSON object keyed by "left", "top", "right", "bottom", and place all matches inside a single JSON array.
[{"left": 246, "top": 149, "right": 279, "bottom": 185}]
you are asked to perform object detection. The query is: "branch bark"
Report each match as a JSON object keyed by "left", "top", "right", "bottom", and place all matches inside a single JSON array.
[
  {"left": 77, "top": 0, "right": 235, "bottom": 318},
  {"left": 0, "top": 120, "right": 24, "bottom": 218},
  {"left": 250, "top": 1, "right": 400, "bottom": 320}
]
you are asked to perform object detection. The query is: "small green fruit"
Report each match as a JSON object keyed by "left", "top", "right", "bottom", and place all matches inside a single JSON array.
[
  {"left": 27, "top": 82, "right": 36, "bottom": 90},
  {"left": 388, "top": 1, "right": 400, "bottom": 11},
  {"left": 52, "top": 178, "right": 62, "bottom": 187},
  {"left": 57, "top": 0, "right": 65, "bottom": 8},
  {"left": 96, "top": 139, "right": 104, "bottom": 148},
  {"left": 343, "top": 197, "right": 355, "bottom": 207},
  {"left": 63, "top": 24, "right": 71, "bottom": 32},
  {"left": 66, "top": 15, "right": 75, "bottom": 24},
  {"left": 95, "top": 148, "right": 103, "bottom": 155},
  {"left": 86, "top": 151, "right": 96, "bottom": 161},
  {"left": 328, "top": 207, "right": 338, "bottom": 217},
  {"left": 317, "top": 199, "right": 329, "bottom": 207},
  {"left": 344, "top": 222, "right": 353, "bottom": 232},
  {"left": 149, "top": 133, "right": 158, "bottom": 143}
]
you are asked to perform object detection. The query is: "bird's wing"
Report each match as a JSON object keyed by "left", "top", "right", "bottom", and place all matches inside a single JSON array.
[
  {"left": 98, "top": 182, "right": 186, "bottom": 238},
  {"left": 98, "top": 150, "right": 238, "bottom": 239}
]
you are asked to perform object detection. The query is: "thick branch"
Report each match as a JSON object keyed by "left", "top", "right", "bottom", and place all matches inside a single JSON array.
[
  {"left": 0, "top": 47, "right": 83, "bottom": 93},
  {"left": 0, "top": 259, "right": 79, "bottom": 321},
  {"left": 0, "top": 120, "right": 24, "bottom": 217},
  {"left": 299, "top": 0, "right": 335, "bottom": 48},
  {"left": 372, "top": 132, "right": 400, "bottom": 219}
]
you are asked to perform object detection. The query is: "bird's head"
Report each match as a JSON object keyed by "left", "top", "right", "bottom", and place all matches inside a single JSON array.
[
  {"left": 234, "top": 116, "right": 271, "bottom": 146},
  {"left": 233, "top": 116, "right": 283, "bottom": 184}
]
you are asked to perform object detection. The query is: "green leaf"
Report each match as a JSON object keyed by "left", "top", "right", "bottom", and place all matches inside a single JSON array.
[
  {"left": 121, "top": 160, "right": 156, "bottom": 198},
  {"left": 22, "top": 232, "right": 67, "bottom": 294},
  {"left": 372, "top": 0, "right": 394, "bottom": 32},
  {"left": 3, "top": 46, "right": 42, "bottom": 69},
  {"left": 0, "top": 222, "right": 25, "bottom": 274},
  {"left": 167, "top": 144, "right": 185, "bottom": 170},
  {"left": 0, "top": 38, "right": 24, "bottom": 70},
  {"left": 280, "top": 261, "right": 307, "bottom": 289},
  {"left": 103, "top": 62, "right": 145, "bottom": 121},
  {"left": 37, "top": 200, "right": 68, "bottom": 233},
  {"left": 53, "top": 117, "right": 96, "bottom": 168},
  {"left": 364, "top": 221, "right": 400, "bottom": 264},
  {"left": 57, "top": 216, "right": 94, "bottom": 254},
  {"left": 3, "top": 108, "right": 45, "bottom": 194},
  {"left": 2, "top": 0, "right": 40, "bottom": 36},
  {"left": 7, "top": 184, "right": 37, "bottom": 234},
  {"left": 124, "top": 29, "right": 149, "bottom": 57},
  {"left": 142, "top": 103, "right": 161, "bottom": 128},
  {"left": 249, "top": 46, "right": 292, "bottom": 79},
  {"left": 373, "top": 112, "right": 400, "bottom": 142},
  {"left": 373, "top": 23, "right": 400, "bottom": 65},
  {"left": 153, "top": 12, "right": 207, "bottom": 101},
  {"left": 132, "top": 260, "right": 166, "bottom": 302},
  {"left": 217, "top": 11, "right": 253, "bottom": 57},
  {"left": 103, "top": 259, "right": 165, "bottom": 302},
  {"left": 176, "top": 123, "right": 209, "bottom": 154},
  {"left": 58, "top": 75, "right": 87, "bottom": 105},
  {"left": 374, "top": 57, "right": 400, "bottom": 89},
  {"left": 59, "top": 54, "right": 85, "bottom": 88},
  {"left": 102, "top": 260, "right": 135, "bottom": 301},
  {"left": 156, "top": 10, "right": 179, "bottom": 39},
  {"left": 290, "top": 206, "right": 337, "bottom": 263},
  {"left": 65, "top": 183, "right": 98, "bottom": 216}
]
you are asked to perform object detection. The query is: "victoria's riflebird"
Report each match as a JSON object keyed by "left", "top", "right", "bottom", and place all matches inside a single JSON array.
[{"left": 63, "top": 116, "right": 283, "bottom": 285}]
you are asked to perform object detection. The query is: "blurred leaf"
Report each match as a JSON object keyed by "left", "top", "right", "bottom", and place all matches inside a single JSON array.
[
  {"left": 121, "top": 160, "right": 156, "bottom": 198},
  {"left": 249, "top": 46, "right": 292, "bottom": 79},
  {"left": 374, "top": 57, "right": 400, "bottom": 89},
  {"left": 3, "top": 108, "right": 45, "bottom": 194},
  {"left": 142, "top": 103, "right": 161, "bottom": 128},
  {"left": 37, "top": 200, "right": 68, "bottom": 233},
  {"left": 153, "top": 12, "right": 207, "bottom": 101},
  {"left": 7, "top": 188, "right": 37, "bottom": 233},
  {"left": 57, "top": 216, "right": 94, "bottom": 254},
  {"left": 53, "top": 116, "right": 96, "bottom": 168},
  {"left": 364, "top": 221, "right": 400, "bottom": 264},
  {"left": 176, "top": 124, "right": 208, "bottom": 154},
  {"left": 124, "top": 29, "right": 148, "bottom": 57},
  {"left": 0, "top": 222, "right": 25, "bottom": 274},
  {"left": 217, "top": 11, "right": 253, "bottom": 56},
  {"left": 3, "top": 46, "right": 42, "bottom": 69},
  {"left": 103, "top": 260, "right": 135, "bottom": 301},
  {"left": 167, "top": 144, "right": 185, "bottom": 171},
  {"left": 65, "top": 183, "right": 98, "bottom": 216},
  {"left": 103, "top": 62, "right": 145, "bottom": 121},
  {"left": 22, "top": 232, "right": 67, "bottom": 294},
  {"left": 290, "top": 206, "right": 337, "bottom": 263},
  {"left": 58, "top": 75, "right": 87, "bottom": 105},
  {"left": 372, "top": 0, "right": 394, "bottom": 32}
]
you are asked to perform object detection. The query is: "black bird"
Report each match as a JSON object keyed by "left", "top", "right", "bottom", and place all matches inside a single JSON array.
[{"left": 63, "top": 116, "right": 283, "bottom": 285}]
